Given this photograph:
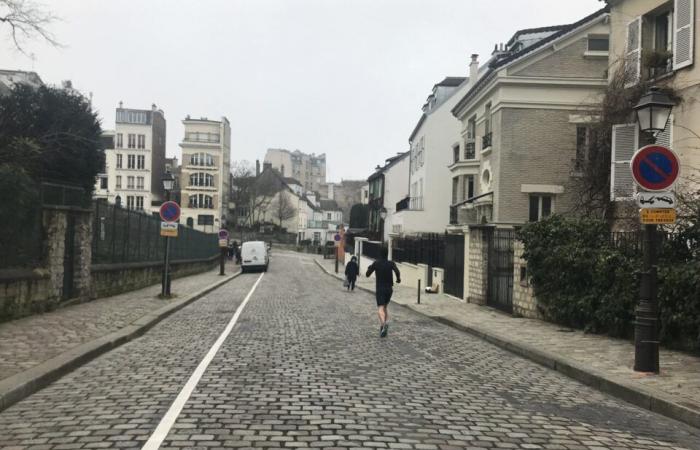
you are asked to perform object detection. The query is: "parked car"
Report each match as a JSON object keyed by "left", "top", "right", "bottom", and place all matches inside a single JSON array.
[{"left": 240, "top": 241, "right": 269, "bottom": 273}]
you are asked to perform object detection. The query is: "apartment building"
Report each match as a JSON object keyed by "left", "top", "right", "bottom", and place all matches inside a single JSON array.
[
  {"left": 367, "top": 152, "right": 410, "bottom": 242},
  {"left": 450, "top": 8, "right": 610, "bottom": 225},
  {"left": 264, "top": 148, "right": 327, "bottom": 192},
  {"left": 606, "top": 0, "right": 698, "bottom": 199},
  {"left": 99, "top": 103, "right": 167, "bottom": 211},
  {"left": 179, "top": 116, "right": 231, "bottom": 233}
]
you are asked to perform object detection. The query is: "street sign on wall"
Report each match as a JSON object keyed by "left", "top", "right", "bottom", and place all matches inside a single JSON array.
[
  {"left": 159, "top": 201, "right": 181, "bottom": 223},
  {"left": 630, "top": 145, "right": 680, "bottom": 192},
  {"left": 640, "top": 208, "right": 676, "bottom": 224},
  {"left": 160, "top": 222, "right": 178, "bottom": 237}
]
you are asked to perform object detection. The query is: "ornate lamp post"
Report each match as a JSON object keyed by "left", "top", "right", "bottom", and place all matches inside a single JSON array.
[
  {"left": 161, "top": 172, "right": 175, "bottom": 297},
  {"left": 379, "top": 207, "right": 388, "bottom": 243},
  {"left": 632, "top": 87, "right": 674, "bottom": 373}
]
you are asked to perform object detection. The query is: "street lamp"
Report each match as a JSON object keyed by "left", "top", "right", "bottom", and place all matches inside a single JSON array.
[
  {"left": 632, "top": 87, "right": 674, "bottom": 373},
  {"left": 634, "top": 87, "right": 674, "bottom": 140},
  {"left": 161, "top": 171, "right": 175, "bottom": 297},
  {"left": 378, "top": 207, "right": 388, "bottom": 241},
  {"left": 379, "top": 207, "right": 387, "bottom": 220}
]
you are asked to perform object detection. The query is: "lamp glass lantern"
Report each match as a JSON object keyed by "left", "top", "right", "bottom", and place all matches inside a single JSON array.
[
  {"left": 162, "top": 172, "right": 175, "bottom": 192},
  {"left": 379, "top": 207, "right": 388, "bottom": 220},
  {"left": 634, "top": 87, "right": 674, "bottom": 135}
]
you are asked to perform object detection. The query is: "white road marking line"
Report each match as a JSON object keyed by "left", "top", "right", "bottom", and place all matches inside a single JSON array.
[{"left": 142, "top": 272, "right": 265, "bottom": 450}]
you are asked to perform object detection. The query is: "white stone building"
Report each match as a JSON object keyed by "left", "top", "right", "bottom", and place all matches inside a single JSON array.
[
  {"left": 179, "top": 116, "right": 231, "bottom": 233},
  {"left": 264, "top": 148, "right": 327, "bottom": 192},
  {"left": 392, "top": 76, "right": 469, "bottom": 235},
  {"left": 97, "top": 103, "right": 167, "bottom": 211}
]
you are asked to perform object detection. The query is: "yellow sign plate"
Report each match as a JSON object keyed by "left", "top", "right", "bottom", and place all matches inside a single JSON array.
[
  {"left": 160, "top": 222, "right": 178, "bottom": 237},
  {"left": 640, "top": 208, "right": 676, "bottom": 224}
]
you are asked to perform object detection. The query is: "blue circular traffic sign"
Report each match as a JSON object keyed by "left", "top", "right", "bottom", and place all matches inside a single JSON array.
[
  {"left": 159, "top": 201, "right": 181, "bottom": 222},
  {"left": 631, "top": 145, "right": 680, "bottom": 192}
]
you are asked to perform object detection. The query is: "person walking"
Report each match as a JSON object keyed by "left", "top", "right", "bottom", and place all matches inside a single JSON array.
[
  {"left": 365, "top": 247, "right": 400, "bottom": 338},
  {"left": 344, "top": 256, "right": 359, "bottom": 291}
]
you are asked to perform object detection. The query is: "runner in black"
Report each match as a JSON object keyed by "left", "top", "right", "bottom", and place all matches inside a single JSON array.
[{"left": 365, "top": 247, "right": 401, "bottom": 337}]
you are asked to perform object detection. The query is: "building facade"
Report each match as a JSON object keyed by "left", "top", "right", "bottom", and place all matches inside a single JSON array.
[
  {"left": 179, "top": 116, "right": 231, "bottom": 233},
  {"left": 450, "top": 8, "right": 610, "bottom": 225},
  {"left": 98, "top": 103, "right": 167, "bottom": 211},
  {"left": 606, "top": 0, "right": 699, "bottom": 199},
  {"left": 320, "top": 179, "right": 366, "bottom": 221},
  {"left": 392, "top": 76, "right": 468, "bottom": 236},
  {"left": 367, "top": 152, "right": 410, "bottom": 242},
  {"left": 264, "top": 148, "right": 327, "bottom": 192}
]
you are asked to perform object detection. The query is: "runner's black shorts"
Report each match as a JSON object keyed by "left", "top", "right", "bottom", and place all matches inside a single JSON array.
[{"left": 376, "top": 288, "right": 393, "bottom": 307}]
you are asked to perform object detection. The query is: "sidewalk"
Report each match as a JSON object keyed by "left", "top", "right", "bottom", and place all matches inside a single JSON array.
[
  {"left": 314, "top": 255, "right": 700, "bottom": 429},
  {"left": 0, "top": 261, "right": 239, "bottom": 410}
]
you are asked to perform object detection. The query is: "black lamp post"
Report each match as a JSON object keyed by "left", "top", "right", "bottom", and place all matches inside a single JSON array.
[
  {"left": 161, "top": 171, "right": 175, "bottom": 297},
  {"left": 379, "top": 207, "right": 387, "bottom": 242},
  {"left": 632, "top": 87, "right": 674, "bottom": 373}
]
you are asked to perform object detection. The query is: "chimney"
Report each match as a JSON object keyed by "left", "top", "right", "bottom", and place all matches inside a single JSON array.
[
  {"left": 469, "top": 54, "right": 479, "bottom": 87},
  {"left": 151, "top": 103, "right": 157, "bottom": 111},
  {"left": 263, "top": 162, "right": 272, "bottom": 172},
  {"left": 256, "top": 160, "right": 261, "bottom": 177},
  {"left": 118, "top": 101, "right": 123, "bottom": 109}
]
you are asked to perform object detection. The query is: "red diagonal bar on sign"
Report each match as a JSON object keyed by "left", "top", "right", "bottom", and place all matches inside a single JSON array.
[{"left": 641, "top": 156, "right": 670, "bottom": 180}]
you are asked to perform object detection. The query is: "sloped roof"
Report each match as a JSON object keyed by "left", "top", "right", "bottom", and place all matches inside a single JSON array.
[
  {"left": 367, "top": 152, "right": 410, "bottom": 182},
  {"left": 435, "top": 76, "right": 467, "bottom": 88},
  {"left": 319, "top": 199, "right": 341, "bottom": 211},
  {"left": 451, "top": 6, "right": 609, "bottom": 116}
]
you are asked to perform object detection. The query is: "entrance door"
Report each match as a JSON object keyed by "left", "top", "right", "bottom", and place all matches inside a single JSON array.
[
  {"left": 486, "top": 228, "right": 514, "bottom": 313},
  {"left": 443, "top": 234, "right": 465, "bottom": 299}
]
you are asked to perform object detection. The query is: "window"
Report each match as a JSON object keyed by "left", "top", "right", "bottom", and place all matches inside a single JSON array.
[
  {"left": 137, "top": 176, "right": 144, "bottom": 190},
  {"left": 136, "top": 196, "right": 144, "bottom": 210},
  {"left": 116, "top": 133, "right": 123, "bottom": 148},
  {"left": 313, "top": 232, "right": 321, "bottom": 243},
  {"left": 127, "top": 154, "right": 136, "bottom": 169},
  {"left": 116, "top": 175, "right": 122, "bottom": 189},
  {"left": 452, "top": 144, "right": 460, "bottom": 164},
  {"left": 128, "top": 134, "right": 136, "bottom": 149},
  {"left": 197, "top": 214, "right": 214, "bottom": 225},
  {"left": 529, "top": 195, "right": 553, "bottom": 222},
  {"left": 116, "top": 154, "right": 123, "bottom": 169},
  {"left": 100, "top": 177, "right": 108, "bottom": 189},
  {"left": 189, "top": 194, "right": 213, "bottom": 208},
  {"left": 117, "top": 110, "right": 148, "bottom": 124},
  {"left": 185, "top": 132, "right": 220, "bottom": 143},
  {"left": 189, "top": 172, "right": 214, "bottom": 187},
  {"left": 190, "top": 153, "right": 214, "bottom": 167},
  {"left": 463, "top": 175, "right": 474, "bottom": 201},
  {"left": 482, "top": 103, "right": 493, "bottom": 149},
  {"left": 137, "top": 155, "right": 145, "bottom": 169},
  {"left": 327, "top": 213, "right": 332, "bottom": 220},
  {"left": 126, "top": 195, "right": 135, "bottom": 209},
  {"left": 127, "top": 176, "right": 135, "bottom": 189},
  {"left": 137, "top": 134, "right": 145, "bottom": 149},
  {"left": 587, "top": 35, "right": 610, "bottom": 51},
  {"left": 452, "top": 177, "right": 459, "bottom": 204}
]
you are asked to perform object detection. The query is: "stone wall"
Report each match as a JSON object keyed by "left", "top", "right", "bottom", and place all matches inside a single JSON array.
[
  {"left": 91, "top": 256, "right": 219, "bottom": 299},
  {"left": 512, "top": 240, "right": 539, "bottom": 318},
  {"left": 467, "top": 226, "right": 488, "bottom": 305}
]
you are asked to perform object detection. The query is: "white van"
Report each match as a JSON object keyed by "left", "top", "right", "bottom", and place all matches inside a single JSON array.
[{"left": 240, "top": 241, "right": 269, "bottom": 273}]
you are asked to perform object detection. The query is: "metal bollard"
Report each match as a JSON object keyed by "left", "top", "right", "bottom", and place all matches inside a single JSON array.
[{"left": 417, "top": 279, "right": 421, "bottom": 304}]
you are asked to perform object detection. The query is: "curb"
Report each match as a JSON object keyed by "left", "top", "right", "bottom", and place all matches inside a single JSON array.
[
  {"left": 314, "top": 259, "right": 700, "bottom": 430},
  {"left": 0, "top": 270, "right": 241, "bottom": 413}
]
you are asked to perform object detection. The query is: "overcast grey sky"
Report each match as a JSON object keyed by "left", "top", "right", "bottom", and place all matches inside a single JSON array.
[{"left": 2, "top": 0, "right": 603, "bottom": 182}]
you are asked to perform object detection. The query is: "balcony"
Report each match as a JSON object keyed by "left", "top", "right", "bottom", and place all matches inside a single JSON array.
[
  {"left": 307, "top": 220, "right": 339, "bottom": 229},
  {"left": 409, "top": 197, "right": 424, "bottom": 210},
  {"left": 465, "top": 142, "right": 476, "bottom": 160},
  {"left": 183, "top": 132, "right": 221, "bottom": 144},
  {"left": 482, "top": 132, "right": 492, "bottom": 150}
]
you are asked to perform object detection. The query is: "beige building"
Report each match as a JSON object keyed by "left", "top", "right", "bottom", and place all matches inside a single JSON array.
[
  {"left": 450, "top": 8, "right": 610, "bottom": 225},
  {"left": 606, "top": 0, "right": 699, "bottom": 197},
  {"left": 264, "top": 148, "right": 326, "bottom": 192},
  {"left": 96, "top": 104, "right": 167, "bottom": 211},
  {"left": 179, "top": 116, "right": 231, "bottom": 233}
]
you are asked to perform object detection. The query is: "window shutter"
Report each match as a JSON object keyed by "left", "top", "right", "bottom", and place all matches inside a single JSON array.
[
  {"left": 624, "top": 17, "right": 642, "bottom": 87},
  {"left": 674, "top": 0, "right": 695, "bottom": 70},
  {"left": 610, "top": 124, "right": 639, "bottom": 201}
]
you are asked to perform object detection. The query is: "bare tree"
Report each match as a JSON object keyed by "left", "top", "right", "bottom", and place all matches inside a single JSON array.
[
  {"left": 1, "top": 0, "right": 60, "bottom": 54},
  {"left": 272, "top": 190, "right": 296, "bottom": 228}
]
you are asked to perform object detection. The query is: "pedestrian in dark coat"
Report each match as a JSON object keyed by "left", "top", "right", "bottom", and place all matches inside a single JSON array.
[
  {"left": 344, "top": 256, "right": 359, "bottom": 291},
  {"left": 366, "top": 247, "right": 400, "bottom": 338}
]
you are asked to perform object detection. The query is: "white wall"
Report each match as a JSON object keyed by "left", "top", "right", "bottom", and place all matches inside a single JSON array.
[{"left": 382, "top": 155, "right": 410, "bottom": 242}]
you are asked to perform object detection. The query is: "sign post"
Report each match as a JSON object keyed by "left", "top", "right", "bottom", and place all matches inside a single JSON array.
[
  {"left": 159, "top": 201, "right": 181, "bottom": 297},
  {"left": 630, "top": 144, "right": 680, "bottom": 373},
  {"left": 334, "top": 233, "right": 341, "bottom": 274},
  {"left": 218, "top": 229, "right": 229, "bottom": 276}
]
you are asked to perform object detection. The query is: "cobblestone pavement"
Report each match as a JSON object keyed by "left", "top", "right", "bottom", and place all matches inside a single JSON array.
[
  {"left": 0, "top": 262, "right": 237, "bottom": 381},
  {"left": 314, "top": 254, "right": 700, "bottom": 419},
  {"left": 2, "top": 253, "right": 700, "bottom": 449}
]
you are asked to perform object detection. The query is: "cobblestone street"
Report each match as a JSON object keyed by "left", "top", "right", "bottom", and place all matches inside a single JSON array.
[{"left": 1, "top": 252, "right": 699, "bottom": 449}]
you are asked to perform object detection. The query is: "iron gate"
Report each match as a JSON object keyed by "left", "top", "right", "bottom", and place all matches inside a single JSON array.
[
  {"left": 486, "top": 228, "right": 514, "bottom": 313},
  {"left": 443, "top": 233, "right": 465, "bottom": 299}
]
